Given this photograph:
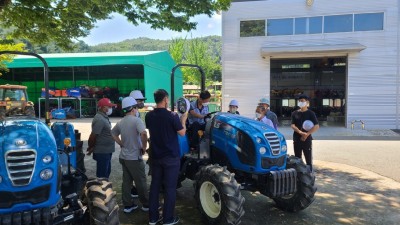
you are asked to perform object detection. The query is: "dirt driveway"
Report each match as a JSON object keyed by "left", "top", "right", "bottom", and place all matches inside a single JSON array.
[{"left": 70, "top": 119, "right": 400, "bottom": 225}]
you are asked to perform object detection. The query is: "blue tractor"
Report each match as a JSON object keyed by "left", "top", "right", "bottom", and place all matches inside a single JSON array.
[
  {"left": 0, "top": 51, "right": 119, "bottom": 225},
  {"left": 171, "top": 64, "right": 317, "bottom": 225}
]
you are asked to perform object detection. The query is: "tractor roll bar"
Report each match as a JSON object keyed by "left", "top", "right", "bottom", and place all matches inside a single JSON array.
[
  {"left": 0, "top": 51, "right": 50, "bottom": 125},
  {"left": 171, "top": 64, "right": 205, "bottom": 111}
]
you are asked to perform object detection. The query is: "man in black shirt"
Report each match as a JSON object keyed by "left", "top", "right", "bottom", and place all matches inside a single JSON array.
[
  {"left": 291, "top": 94, "right": 319, "bottom": 172},
  {"left": 145, "top": 89, "right": 187, "bottom": 225}
]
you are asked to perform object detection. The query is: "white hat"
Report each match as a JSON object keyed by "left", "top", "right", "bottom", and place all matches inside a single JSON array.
[
  {"left": 229, "top": 99, "right": 239, "bottom": 107},
  {"left": 129, "top": 90, "right": 146, "bottom": 100},
  {"left": 122, "top": 97, "right": 137, "bottom": 109},
  {"left": 259, "top": 97, "right": 270, "bottom": 105}
]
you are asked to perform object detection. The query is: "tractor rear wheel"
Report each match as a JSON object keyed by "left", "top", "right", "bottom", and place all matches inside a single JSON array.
[
  {"left": 194, "top": 164, "right": 245, "bottom": 225},
  {"left": 25, "top": 106, "right": 35, "bottom": 117},
  {"left": 272, "top": 155, "right": 317, "bottom": 212},
  {"left": 83, "top": 178, "right": 119, "bottom": 225}
]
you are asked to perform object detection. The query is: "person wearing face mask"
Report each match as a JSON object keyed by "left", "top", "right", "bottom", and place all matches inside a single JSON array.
[
  {"left": 111, "top": 97, "right": 149, "bottom": 213},
  {"left": 258, "top": 97, "right": 279, "bottom": 129},
  {"left": 291, "top": 94, "right": 319, "bottom": 172},
  {"left": 145, "top": 89, "right": 188, "bottom": 225},
  {"left": 87, "top": 98, "right": 116, "bottom": 178},
  {"left": 228, "top": 99, "right": 240, "bottom": 114},
  {"left": 255, "top": 105, "right": 274, "bottom": 128},
  {"left": 188, "top": 90, "right": 212, "bottom": 149}
]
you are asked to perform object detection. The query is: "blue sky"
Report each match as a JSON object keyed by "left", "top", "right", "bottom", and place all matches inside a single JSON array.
[{"left": 80, "top": 13, "right": 222, "bottom": 45}]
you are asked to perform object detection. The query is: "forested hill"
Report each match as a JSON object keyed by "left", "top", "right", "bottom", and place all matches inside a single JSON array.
[
  {"left": 90, "top": 35, "right": 221, "bottom": 53},
  {"left": 22, "top": 35, "right": 221, "bottom": 54}
]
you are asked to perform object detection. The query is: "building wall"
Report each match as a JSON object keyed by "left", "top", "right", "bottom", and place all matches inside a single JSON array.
[{"left": 222, "top": 0, "right": 400, "bottom": 129}]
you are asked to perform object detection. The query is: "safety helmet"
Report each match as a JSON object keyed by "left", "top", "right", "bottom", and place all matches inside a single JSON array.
[
  {"left": 258, "top": 97, "right": 270, "bottom": 106},
  {"left": 122, "top": 97, "right": 137, "bottom": 109},
  {"left": 129, "top": 90, "right": 146, "bottom": 100},
  {"left": 229, "top": 99, "right": 239, "bottom": 107}
]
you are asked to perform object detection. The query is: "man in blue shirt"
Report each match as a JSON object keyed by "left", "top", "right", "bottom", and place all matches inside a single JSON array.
[
  {"left": 188, "top": 90, "right": 211, "bottom": 148},
  {"left": 145, "top": 89, "right": 188, "bottom": 225}
]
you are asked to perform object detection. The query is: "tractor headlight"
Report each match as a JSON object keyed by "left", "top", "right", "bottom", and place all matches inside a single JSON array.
[
  {"left": 259, "top": 147, "right": 267, "bottom": 155},
  {"left": 256, "top": 137, "right": 262, "bottom": 144},
  {"left": 280, "top": 136, "right": 285, "bottom": 142},
  {"left": 282, "top": 145, "right": 287, "bottom": 152},
  {"left": 40, "top": 169, "right": 53, "bottom": 180},
  {"left": 42, "top": 155, "right": 52, "bottom": 164}
]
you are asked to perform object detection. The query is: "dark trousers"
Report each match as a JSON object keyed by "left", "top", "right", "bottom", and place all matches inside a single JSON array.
[
  {"left": 293, "top": 140, "right": 313, "bottom": 171},
  {"left": 190, "top": 122, "right": 206, "bottom": 148},
  {"left": 149, "top": 156, "right": 180, "bottom": 223},
  {"left": 93, "top": 153, "right": 112, "bottom": 178}
]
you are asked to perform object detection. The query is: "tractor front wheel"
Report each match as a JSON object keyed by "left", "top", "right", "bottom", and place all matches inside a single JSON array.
[
  {"left": 272, "top": 155, "right": 317, "bottom": 212},
  {"left": 83, "top": 178, "right": 119, "bottom": 225},
  {"left": 195, "top": 164, "right": 245, "bottom": 225}
]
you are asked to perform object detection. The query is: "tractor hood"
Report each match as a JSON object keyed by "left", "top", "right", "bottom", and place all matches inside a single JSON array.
[
  {"left": 214, "top": 112, "right": 284, "bottom": 138},
  {"left": 0, "top": 118, "right": 56, "bottom": 150}
]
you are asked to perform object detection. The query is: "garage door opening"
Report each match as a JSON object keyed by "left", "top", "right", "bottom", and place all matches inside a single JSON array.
[{"left": 270, "top": 57, "right": 346, "bottom": 127}]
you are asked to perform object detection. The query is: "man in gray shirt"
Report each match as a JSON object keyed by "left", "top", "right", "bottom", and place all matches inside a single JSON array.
[
  {"left": 111, "top": 97, "right": 149, "bottom": 213},
  {"left": 259, "top": 97, "right": 279, "bottom": 130},
  {"left": 87, "top": 98, "right": 116, "bottom": 178}
]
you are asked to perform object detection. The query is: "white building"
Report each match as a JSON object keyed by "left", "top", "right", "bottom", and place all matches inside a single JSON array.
[{"left": 222, "top": 0, "right": 400, "bottom": 129}]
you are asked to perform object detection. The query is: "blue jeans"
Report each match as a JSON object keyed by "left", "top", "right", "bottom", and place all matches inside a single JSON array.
[
  {"left": 149, "top": 156, "right": 180, "bottom": 223},
  {"left": 93, "top": 153, "right": 112, "bottom": 178}
]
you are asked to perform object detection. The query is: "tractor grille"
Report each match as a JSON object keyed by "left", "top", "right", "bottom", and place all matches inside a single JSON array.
[
  {"left": 264, "top": 132, "right": 281, "bottom": 155},
  {"left": 261, "top": 155, "right": 286, "bottom": 169},
  {"left": 6, "top": 150, "right": 36, "bottom": 186}
]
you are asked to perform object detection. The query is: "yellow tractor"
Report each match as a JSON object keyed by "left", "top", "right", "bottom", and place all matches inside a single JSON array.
[{"left": 0, "top": 84, "right": 35, "bottom": 119}]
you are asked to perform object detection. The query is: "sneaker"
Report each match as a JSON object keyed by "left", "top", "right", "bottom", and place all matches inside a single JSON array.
[
  {"left": 141, "top": 205, "right": 149, "bottom": 212},
  {"left": 164, "top": 216, "right": 180, "bottom": 225},
  {"left": 149, "top": 216, "right": 163, "bottom": 225},
  {"left": 123, "top": 204, "right": 138, "bottom": 213},
  {"left": 131, "top": 187, "right": 138, "bottom": 198}
]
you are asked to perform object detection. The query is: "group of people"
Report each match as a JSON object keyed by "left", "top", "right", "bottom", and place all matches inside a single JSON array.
[{"left": 86, "top": 89, "right": 319, "bottom": 225}]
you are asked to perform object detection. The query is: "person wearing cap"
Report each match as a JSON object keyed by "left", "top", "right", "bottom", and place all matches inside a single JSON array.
[
  {"left": 145, "top": 89, "right": 188, "bottom": 225},
  {"left": 188, "top": 90, "right": 211, "bottom": 148},
  {"left": 111, "top": 97, "right": 149, "bottom": 213},
  {"left": 258, "top": 97, "right": 279, "bottom": 129},
  {"left": 228, "top": 99, "right": 240, "bottom": 114},
  {"left": 87, "top": 98, "right": 116, "bottom": 178},
  {"left": 291, "top": 94, "right": 319, "bottom": 172},
  {"left": 255, "top": 105, "right": 274, "bottom": 128}
]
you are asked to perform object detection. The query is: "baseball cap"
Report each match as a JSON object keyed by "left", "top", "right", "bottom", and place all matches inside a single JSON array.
[
  {"left": 97, "top": 98, "right": 117, "bottom": 107},
  {"left": 229, "top": 99, "right": 239, "bottom": 107},
  {"left": 129, "top": 90, "right": 146, "bottom": 100},
  {"left": 259, "top": 97, "right": 270, "bottom": 105},
  {"left": 122, "top": 97, "right": 137, "bottom": 109},
  {"left": 297, "top": 94, "right": 310, "bottom": 100}
]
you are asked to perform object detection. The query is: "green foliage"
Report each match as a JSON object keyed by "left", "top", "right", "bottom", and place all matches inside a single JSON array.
[
  {"left": 168, "top": 36, "right": 221, "bottom": 85},
  {"left": 0, "top": 0, "right": 231, "bottom": 50},
  {"left": 0, "top": 42, "right": 26, "bottom": 75}
]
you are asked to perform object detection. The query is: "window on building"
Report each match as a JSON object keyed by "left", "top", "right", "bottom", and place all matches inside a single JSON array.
[
  {"left": 240, "top": 20, "right": 265, "bottom": 37},
  {"left": 324, "top": 14, "right": 353, "bottom": 33},
  {"left": 354, "top": 13, "right": 384, "bottom": 31},
  {"left": 267, "top": 18, "right": 293, "bottom": 36},
  {"left": 295, "top": 16, "right": 322, "bottom": 34}
]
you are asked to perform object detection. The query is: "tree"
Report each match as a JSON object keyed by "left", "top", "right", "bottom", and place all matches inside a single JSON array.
[
  {"left": 0, "top": 42, "right": 25, "bottom": 75},
  {"left": 168, "top": 37, "right": 221, "bottom": 86},
  {"left": 0, "top": 0, "right": 231, "bottom": 49}
]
